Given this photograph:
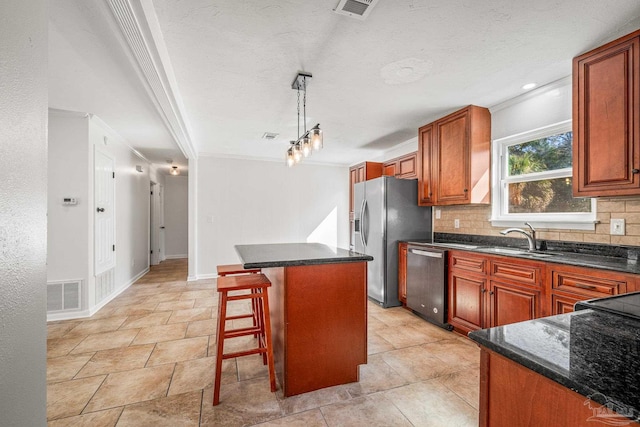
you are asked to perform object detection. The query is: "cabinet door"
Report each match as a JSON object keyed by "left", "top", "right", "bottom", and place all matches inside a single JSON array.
[
  {"left": 398, "top": 243, "right": 408, "bottom": 304},
  {"left": 551, "top": 292, "right": 582, "bottom": 315},
  {"left": 436, "top": 109, "right": 470, "bottom": 204},
  {"left": 573, "top": 32, "right": 640, "bottom": 197},
  {"left": 357, "top": 165, "right": 366, "bottom": 182},
  {"left": 488, "top": 281, "right": 541, "bottom": 328},
  {"left": 383, "top": 163, "right": 396, "bottom": 177},
  {"left": 449, "top": 270, "right": 485, "bottom": 333},
  {"left": 349, "top": 167, "right": 358, "bottom": 214},
  {"left": 418, "top": 124, "right": 436, "bottom": 205},
  {"left": 397, "top": 153, "right": 417, "bottom": 179}
]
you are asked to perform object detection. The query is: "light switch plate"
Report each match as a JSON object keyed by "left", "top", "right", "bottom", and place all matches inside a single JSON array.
[
  {"left": 454, "top": 219, "right": 460, "bottom": 229},
  {"left": 435, "top": 209, "right": 441, "bottom": 219},
  {"left": 610, "top": 218, "right": 625, "bottom": 235}
]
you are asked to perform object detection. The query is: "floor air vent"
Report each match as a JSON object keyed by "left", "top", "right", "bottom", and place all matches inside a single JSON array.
[
  {"left": 333, "top": 0, "right": 379, "bottom": 20},
  {"left": 47, "top": 280, "right": 82, "bottom": 312}
]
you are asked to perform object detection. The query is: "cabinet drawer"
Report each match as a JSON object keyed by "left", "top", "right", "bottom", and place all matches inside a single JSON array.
[
  {"left": 551, "top": 270, "right": 625, "bottom": 297},
  {"left": 490, "top": 261, "right": 542, "bottom": 286},
  {"left": 449, "top": 252, "right": 487, "bottom": 274}
]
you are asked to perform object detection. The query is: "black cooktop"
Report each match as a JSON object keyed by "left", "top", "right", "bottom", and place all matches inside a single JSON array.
[{"left": 575, "top": 291, "right": 640, "bottom": 320}]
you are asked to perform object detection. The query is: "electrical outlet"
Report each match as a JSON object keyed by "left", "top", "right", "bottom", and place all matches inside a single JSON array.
[
  {"left": 435, "top": 209, "right": 441, "bottom": 219},
  {"left": 454, "top": 219, "right": 460, "bottom": 229},
  {"left": 610, "top": 218, "right": 625, "bottom": 235}
]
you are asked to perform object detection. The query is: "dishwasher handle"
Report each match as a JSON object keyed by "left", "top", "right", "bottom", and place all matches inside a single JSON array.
[{"left": 409, "top": 249, "right": 443, "bottom": 258}]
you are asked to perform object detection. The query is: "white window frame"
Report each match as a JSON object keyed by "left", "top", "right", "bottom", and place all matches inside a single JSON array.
[{"left": 490, "top": 120, "right": 596, "bottom": 230}]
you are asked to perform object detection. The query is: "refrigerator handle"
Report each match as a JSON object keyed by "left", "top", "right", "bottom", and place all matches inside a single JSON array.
[
  {"left": 358, "top": 198, "right": 366, "bottom": 249},
  {"left": 362, "top": 199, "right": 368, "bottom": 248}
]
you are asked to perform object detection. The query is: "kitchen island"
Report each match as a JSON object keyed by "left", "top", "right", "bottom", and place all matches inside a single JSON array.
[
  {"left": 469, "top": 308, "right": 640, "bottom": 427},
  {"left": 235, "top": 243, "right": 373, "bottom": 397}
]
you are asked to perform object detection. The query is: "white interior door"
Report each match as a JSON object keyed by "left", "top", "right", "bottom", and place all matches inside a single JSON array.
[
  {"left": 150, "top": 182, "right": 159, "bottom": 265},
  {"left": 158, "top": 185, "right": 165, "bottom": 261},
  {"left": 94, "top": 149, "right": 115, "bottom": 275}
]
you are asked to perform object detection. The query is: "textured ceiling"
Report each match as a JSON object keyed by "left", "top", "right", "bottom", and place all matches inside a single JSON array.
[{"left": 49, "top": 0, "right": 640, "bottom": 167}]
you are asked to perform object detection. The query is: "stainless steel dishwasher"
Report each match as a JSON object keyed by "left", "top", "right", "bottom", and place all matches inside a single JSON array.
[{"left": 406, "top": 245, "right": 452, "bottom": 330}]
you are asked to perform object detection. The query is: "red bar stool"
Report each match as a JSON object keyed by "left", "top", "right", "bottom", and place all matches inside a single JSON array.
[
  {"left": 212, "top": 273, "right": 276, "bottom": 405},
  {"left": 216, "top": 263, "right": 261, "bottom": 277},
  {"left": 216, "top": 264, "right": 263, "bottom": 337}
]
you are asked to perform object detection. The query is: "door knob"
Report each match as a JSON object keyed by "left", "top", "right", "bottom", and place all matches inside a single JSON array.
[{"left": 96, "top": 207, "right": 104, "bottom": 213}]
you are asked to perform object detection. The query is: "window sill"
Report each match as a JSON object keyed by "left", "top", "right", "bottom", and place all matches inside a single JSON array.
[{"left": 490, "top": 218, "right": 597, "bottom": 231}]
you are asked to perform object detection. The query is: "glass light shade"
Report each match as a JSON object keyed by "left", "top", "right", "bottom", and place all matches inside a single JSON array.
[
  {"left": 170, "top": 166, "right": 179, "bottom": 175},
  {"left": 293, "top": 143, "right": 302, "bottom": 163},
  {"left": 302, "top": 136, "right": 312, "bottom": 157},
  {"left": 286, "top": 148, "right": 295, "bottom": 167},
  {"left": 311, "top": 127, "right": 323, "bottom": 150}
]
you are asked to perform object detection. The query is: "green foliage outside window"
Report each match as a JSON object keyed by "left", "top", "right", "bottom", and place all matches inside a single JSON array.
[{"left": 507, "top": 132, "right": 591, "bottom": 214}]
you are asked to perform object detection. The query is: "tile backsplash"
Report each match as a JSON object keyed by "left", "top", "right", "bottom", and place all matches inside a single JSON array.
[{"left": 433, "top": 197, "right": 640, "bottom": 247}]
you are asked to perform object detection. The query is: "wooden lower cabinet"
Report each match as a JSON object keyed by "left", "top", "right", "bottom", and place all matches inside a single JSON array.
[
  {"left": 449, "top": 270, "right": 485, "bottom": 333},
  {"left": 448, "top": 251, "right": 544, "bottom": 334},
  {"left": 551, "top": 292, "right": 583, "bottom": 314},
  {"left": 443, "top": 250, "right": 640, "bottom": 332},
  {"left": 398, "top": 242, "right": 408, "bottom": 304},
  {"left": 549, "top": 263, "right": 630, "bottom": 315},
  {"left": 489, "top": 280, "right": 542, "bottom": 327},
  {"left": 480, "top": 349, "right": 640, "bottom": 427}
]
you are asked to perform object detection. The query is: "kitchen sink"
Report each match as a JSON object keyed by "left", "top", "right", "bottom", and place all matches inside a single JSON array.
[{"left": 477, "top": 247, "right": 555, "bottom": 258}]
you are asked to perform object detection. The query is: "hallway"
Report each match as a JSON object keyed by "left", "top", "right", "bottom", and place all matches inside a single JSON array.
[{"left": 46, "top": 259, "right": 479, "bottom": 426}]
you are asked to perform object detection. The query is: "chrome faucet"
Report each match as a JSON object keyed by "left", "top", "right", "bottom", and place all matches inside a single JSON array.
[{"left": 500, "top": 222, "right": 537, "bottom": 251}]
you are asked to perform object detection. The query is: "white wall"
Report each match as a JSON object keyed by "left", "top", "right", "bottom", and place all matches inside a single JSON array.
[
  {"left": 89, "top": 116, "right": 151, "bottom": 304},
  {"left": 491, "top": 76, "right": 571, "bottom": 139},
  {"left": 164, "top": 175, "right": 188, "bottom": 258},
  {"left": 48, "top": 112, "right": 90, "bottom": 290},
  {"left": 373, "top": 137, "right": 419, "bottom": 163},
  {"left": 196, "top": 157, "right": 349, "bottom": 277},
  {"left": 47, "top": 112, "right": 151, "bottom": 317},
  {"left": 0, "top": 1, "right": 48, "bottom": 424}
]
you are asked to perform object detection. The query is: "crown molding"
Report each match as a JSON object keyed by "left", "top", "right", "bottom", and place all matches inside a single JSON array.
[
  {"left": 489, "top": 75, "right": 571, "bottom": 113},
  {"left": 103, "top": 0, "right": 197, "bottom": 160}
]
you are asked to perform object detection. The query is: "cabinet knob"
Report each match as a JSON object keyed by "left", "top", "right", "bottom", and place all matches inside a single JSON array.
[
  {"left": 481, "top": 289, "right": 487, "bottom": 294},
  {"left": 633, "top": 168, "right": 640, "bottom": 174},
  {"left": 489, "top": 291, "right": 494, "bottom": 296},
  {"left": 463, "top": 188, "right": 468, "bottom": 192}
]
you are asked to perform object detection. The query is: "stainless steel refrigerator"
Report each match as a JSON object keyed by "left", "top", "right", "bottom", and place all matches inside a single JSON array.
[{"left": 353, "top": 176, "right": 432, "bottom": 308}]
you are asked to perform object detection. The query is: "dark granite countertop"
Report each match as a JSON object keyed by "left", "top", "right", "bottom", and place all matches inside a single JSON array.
[
  {"left": 235, "top": 243, "right": 373, "bottom": 269},
  {"left": 402, "top": 233, "right": 640, "bottom": 275},
  {"left": 468, "top": 310, "right": 640, "bottom": 423}
]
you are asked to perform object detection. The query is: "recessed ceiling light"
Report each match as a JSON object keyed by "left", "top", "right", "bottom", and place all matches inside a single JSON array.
[{"left": 522, "top": 83, "right": 537, "bottom": 90}]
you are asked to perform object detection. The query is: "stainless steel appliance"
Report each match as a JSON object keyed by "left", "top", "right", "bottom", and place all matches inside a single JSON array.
[
  {"left": 353, "top": 176, "right": 432, "bottom": 307},
  {"left": 406, "top": 245, "right": 451, "bottom": 329}
]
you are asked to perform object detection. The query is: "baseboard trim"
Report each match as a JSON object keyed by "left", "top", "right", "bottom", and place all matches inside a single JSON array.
[
  {"left": 165, "top": 254, "right": 188, "bottom": 259},
  {"left": 195, "top": 273, "right": 218, "bottom": 280}
]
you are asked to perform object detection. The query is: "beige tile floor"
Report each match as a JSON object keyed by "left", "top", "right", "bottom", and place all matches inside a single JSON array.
[{"left": 47, "top": 259, "right": 480, "bottom": 426}]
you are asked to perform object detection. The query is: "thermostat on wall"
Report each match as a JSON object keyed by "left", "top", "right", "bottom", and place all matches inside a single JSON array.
[{"left": 63, "top": 197, "right": 78, "bottom": 205}]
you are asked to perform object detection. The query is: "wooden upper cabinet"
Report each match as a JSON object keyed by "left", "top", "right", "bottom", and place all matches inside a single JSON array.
[
  {"left": 348, "top": 161, "right": 382, "bottom": 215},
  {"left": 418, "top": 124, "right": 436, "bottom": 205},
  {"left": 383, "top": 152, "right": 417, "bottom": 179},
  {"left": 383, "top": 163, "right": 396, "bottom": 177},
  {"left": 418, "top": 105, "right": 491, "bottom": 206},
  {"left": 573, "top": 29, "right": 640, "bottom": 197}
]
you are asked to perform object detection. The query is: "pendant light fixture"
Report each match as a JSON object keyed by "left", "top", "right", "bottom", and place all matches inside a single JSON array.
[{"left": 286, "top": 72, "right": 323, "bottom": 167}]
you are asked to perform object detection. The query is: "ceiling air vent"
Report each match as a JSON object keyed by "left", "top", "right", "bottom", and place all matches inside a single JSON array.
[
  {"left": 262, "top": 132, "right": 279, "bottom": 140},
  {"left": 333, "top": 0, "right": 379, "bottom": 20}
]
